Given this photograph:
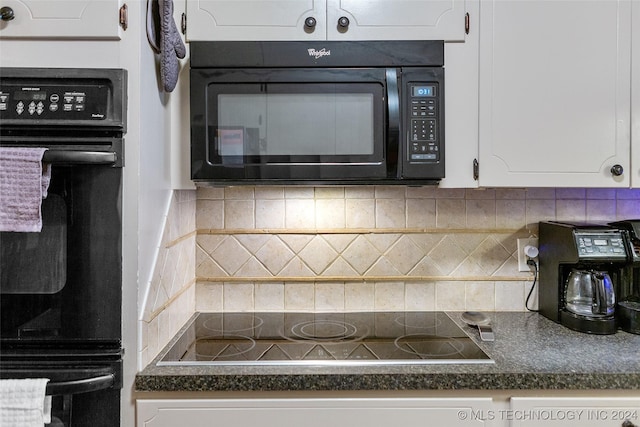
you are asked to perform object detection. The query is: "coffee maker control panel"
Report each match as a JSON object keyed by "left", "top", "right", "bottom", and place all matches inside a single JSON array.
[{"left": 574, "top": 231, "right": 627, "bottom": 259}]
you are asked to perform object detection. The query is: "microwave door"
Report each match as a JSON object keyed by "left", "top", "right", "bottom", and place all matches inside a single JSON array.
[{"left": 191, "top": 68, "right": 389, "bottom": 183}]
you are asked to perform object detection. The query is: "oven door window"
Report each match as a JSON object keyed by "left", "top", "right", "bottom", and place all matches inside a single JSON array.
[
  {"left": 207, "top": 83, "right": 384, "bottom": 165},
  {"left": 1, "top": 194, "right": 67, "bottom": 295}
]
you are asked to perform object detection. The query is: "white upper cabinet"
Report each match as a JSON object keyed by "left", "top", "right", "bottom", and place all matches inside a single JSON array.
[
  {"left": 440, "top": 0, "right": 479, "bottom": 188},
  {"left": 0, "top": 0, "right": 122, "bottom": 40},
  {"left": 633, "top": 1, "right": 640, "bottom": 187},
  {"left": 478, "top": 0, "right": 632, "bottom": 187},
  {"left": 325, "top": 0, "right": 466, "bottom": 41},
  {"left": 185, "top": 0, "right": 327, "bottom": 41},
  {"left": 185, "top": 0, "right": 466, "bottom": 41}
]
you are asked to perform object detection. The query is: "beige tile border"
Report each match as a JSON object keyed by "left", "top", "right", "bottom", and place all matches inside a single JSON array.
[
  {"left": 197, "top": 227, "right": 522, "bottom": 235},
  {"left": 196, "top": 275, "right": 531, "bottom": 283}
]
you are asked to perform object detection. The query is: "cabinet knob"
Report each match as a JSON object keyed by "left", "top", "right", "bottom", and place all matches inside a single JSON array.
[
  {"left": 304, "top": 16, "right": 316, "bottom": 30},
  {"left": 610, "top": 164, "right": 624, "bottom": 176},
  {"left": 0, "top": 6, "right": 15, "bottom": 21},
  {"left": 304, "top": 16, "right": 316, "bottom": 29},
  {"left": 338, "top": 16, "right": 350, "bottom": 28}
]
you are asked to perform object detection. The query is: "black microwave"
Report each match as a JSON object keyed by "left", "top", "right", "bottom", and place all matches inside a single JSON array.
[{"left": 190, "top": 41, "right": 445, "bottom": 185}]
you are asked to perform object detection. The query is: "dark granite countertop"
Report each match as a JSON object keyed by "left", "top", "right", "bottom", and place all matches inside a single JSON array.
[{"left": 135, "top": 312, "right": 640, "bottom": 392}]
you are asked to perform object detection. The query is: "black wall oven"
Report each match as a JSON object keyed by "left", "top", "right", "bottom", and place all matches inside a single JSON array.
[
  {"left": 0, "top": 68, "right": 126, "bottom": 427},
  {"left": 190, "top": 41, "right": 445, "bottom": 185}
]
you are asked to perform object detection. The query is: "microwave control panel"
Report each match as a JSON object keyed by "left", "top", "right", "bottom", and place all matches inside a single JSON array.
[
  {"left": 406, "top": 83, "right": 440, "bottom": 164},
  {"left": 0, "top": 82, "right": 109, "bottom": 121}
]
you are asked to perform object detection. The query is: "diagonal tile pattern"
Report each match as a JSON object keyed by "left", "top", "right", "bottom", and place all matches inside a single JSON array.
[
  {"left": 299, "top": 237, "right": 339, "bottom": 274},
  {"left": 196, "top": 232, "right": 525, "bottom": 280},
  {"left": 341, "top": 236, "right": 381, "bottom": 274}
]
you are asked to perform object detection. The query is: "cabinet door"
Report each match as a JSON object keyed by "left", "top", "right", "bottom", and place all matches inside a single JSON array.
[
  {"left": 0, "top": 0, "right": 121, "bottom": 40},
  {"left": 137, "top": 398, "right": 501, "bottom": 427},
  {"left": 185, "top": 0, "right": 326, "bottom": 41},
  {"left": 440, "top": 1, "right": 479, "bottom": 188},
  {"left": 632, "top": 1, "right": 640, "bottom": 187},
  {"left": 510, "top": 397, "right": 640, "bottom": 427},
  {"left": 327, "top": 0, "right": 466, "bottom": 41},
  {"left": 478, "top": 0, "right": 632, "bottom": 187}
]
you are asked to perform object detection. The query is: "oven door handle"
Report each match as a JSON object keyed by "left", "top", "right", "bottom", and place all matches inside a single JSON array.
[
  {"left": 45, "top": 373, "right": 114, "bottom": 396},
  {"left": 42, "top": 150, "right": 118, "bottom": 165}
]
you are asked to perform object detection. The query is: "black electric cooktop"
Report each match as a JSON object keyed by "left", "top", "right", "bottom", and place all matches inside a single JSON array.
[{"left": 159, "top": 312, "right": 493, "bottom": 366}]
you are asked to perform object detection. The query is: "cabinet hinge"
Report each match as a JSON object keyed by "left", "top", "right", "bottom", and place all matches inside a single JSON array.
[
  {"left": 181, "top": 13, "right": 187, "bottom": 35},
  {"left": 465, "top": 12, "right": 470, "bottom": 34},
  {"left": 119, "top": 4, "right": 128, "bottom": 31},
  {"left": 473, "top": 158, "right": 479, "bottom": 180}
]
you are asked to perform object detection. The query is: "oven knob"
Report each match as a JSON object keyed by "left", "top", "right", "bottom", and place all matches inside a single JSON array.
[
  {"left": 304, "top": 16, "right": 316, "bottom": 30},
  {"left": 338, "top": 16, "right": 350, "bottom": 29},
  {"left": 610, "top": 164, "right": 624, "bottom": 176},
  {"left": 0, "top": 6, "right": 15, "bottom": 21}
]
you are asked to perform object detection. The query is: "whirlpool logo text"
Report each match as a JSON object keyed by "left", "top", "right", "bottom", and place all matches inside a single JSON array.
[{"left": 307, "top": 48, "right": 331, "bottom": 59}]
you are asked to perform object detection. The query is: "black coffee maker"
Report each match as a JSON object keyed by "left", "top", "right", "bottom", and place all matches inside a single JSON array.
[
  {"left": 539, "top": 221, "right": 628, "bottom": 335},
  {"left": 610, "top": 220, "right": 640, "bottom": 334}
]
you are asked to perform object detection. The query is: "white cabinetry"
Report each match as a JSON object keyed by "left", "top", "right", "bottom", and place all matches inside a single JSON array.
[
  {"left": 478, "top": 0, "right": 632, "bottom": 187},
  {"left": 0, "top": 0, "right": 122, "bottom": 40},
  {"left": 632, "top": 1, "right": 640, "bottom": 186},
  {"left": 185, "top": 0, "right": 326, "bottom": 41},
  {"left": 440, "top": 0, "right": 479, "bottom": 188},
  {"left": 185, "top": 0, "right": 466, "bottom": 41},
  {"left": 324, "top": 0, "right": 466, "bottom": 41},
  {"left": 509, "top": 397, "right": 640, "bottom": 427},
  {"left": 137, "top": 398, "right": 500, "bottom": 427}
]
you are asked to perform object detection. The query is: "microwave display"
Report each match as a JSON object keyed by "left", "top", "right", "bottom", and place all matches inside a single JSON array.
[{"left": 412, "top": 85, "right": 436, "bottom": 97}]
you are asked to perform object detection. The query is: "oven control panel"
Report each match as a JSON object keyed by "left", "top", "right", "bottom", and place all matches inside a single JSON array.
[
  {"left": 406, "top": 82, "right": 440, "bottom": 164},
  {"left": 0, "top": 82, "right": 109, "bottom": 121}
]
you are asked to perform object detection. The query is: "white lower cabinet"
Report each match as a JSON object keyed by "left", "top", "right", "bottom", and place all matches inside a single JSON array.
[
  {"left": 137, "top": 398, "right": 501, "bottom": 427},
  {"left": 509, "top": 397, "right": 640, "bottom": 427}
]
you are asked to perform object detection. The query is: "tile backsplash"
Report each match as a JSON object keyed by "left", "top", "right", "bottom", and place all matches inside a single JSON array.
[
  {"left": 138, "top": 186, "right": 640, "bottom": 367},
  {"left": 139, "top": 190, "right": 196, "bottom": 368}
]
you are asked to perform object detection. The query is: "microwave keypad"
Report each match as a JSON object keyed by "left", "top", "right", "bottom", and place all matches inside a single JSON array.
[
  {"left": 411, "top": 99, "right": 436, "bottom": 117},
  {"left": 408, "top": 84, "right": 439, "bottom": 163}
]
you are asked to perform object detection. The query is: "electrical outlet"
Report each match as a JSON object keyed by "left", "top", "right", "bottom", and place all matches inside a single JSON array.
[{"left": 517, "top": 238, "right": 539, "bottom": 272}]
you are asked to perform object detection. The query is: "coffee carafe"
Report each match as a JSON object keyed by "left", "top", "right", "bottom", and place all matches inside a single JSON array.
[{"left": 564, "top": 269, "right": 616, "bottom": 318}]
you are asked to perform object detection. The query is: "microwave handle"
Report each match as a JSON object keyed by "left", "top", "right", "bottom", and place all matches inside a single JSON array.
[{"left": 385, "top": 68, "right": 401, "bottom": 178}]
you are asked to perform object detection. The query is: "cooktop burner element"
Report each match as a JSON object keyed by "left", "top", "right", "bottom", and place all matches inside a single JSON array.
[
  {"left": 290, "top": 319, "right": 362, "bottom": 342},
  {"left": 159, "top": 312, "right": 492, "bottom": 366}
]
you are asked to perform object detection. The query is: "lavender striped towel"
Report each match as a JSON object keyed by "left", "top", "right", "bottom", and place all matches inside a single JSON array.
[{"left": 0, "top": 147, "right": 51, "bottom": 232}]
